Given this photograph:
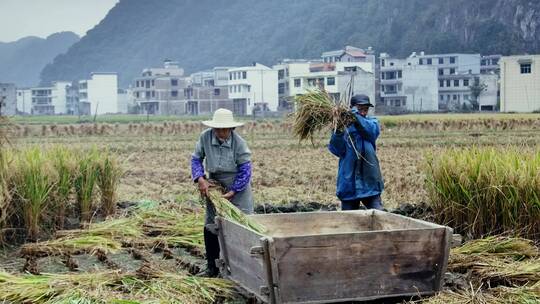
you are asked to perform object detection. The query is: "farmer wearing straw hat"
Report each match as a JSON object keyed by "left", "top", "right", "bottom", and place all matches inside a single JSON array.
[
  {"left": 191, "top": 108, "right": 253, "bottom": 277},
  {"left": 328, "top": 94, "right": 384, "bottom": 210}
]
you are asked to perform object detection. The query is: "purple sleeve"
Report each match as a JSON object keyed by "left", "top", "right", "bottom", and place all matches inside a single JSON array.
[
  {"left": 230, "top": 161, "right": 252, "bottom": 193},
  {"left": 191, "top": 156, "right": 205, "bottom": 182}
]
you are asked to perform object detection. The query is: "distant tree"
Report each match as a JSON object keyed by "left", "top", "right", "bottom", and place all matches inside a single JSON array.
[{"left": 469, "top": 81, "right": 487, "bottom": 111}]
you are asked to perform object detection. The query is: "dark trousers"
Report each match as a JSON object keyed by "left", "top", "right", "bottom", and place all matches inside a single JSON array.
[{"left": 341, "top": 194, "right": 383, "bottom": 210}]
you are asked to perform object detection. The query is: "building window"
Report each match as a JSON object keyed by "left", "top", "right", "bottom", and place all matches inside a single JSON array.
[
  {"left": 454, "top": 80, "right": 459, "bottom": 87},
  {"left": 440, "top": 94, "right": 444, "bottom": 101},
  {"left": 381, "top": 73, "right": 385, "bottom": 80},
  {"left": 446, "top": 80, "right": 451, "bottom": 87},
  {"left": 135, "top": 92, "right": 140, "bottom": 98},
  {"left": 171, "top": 90, "right": 178, "bottom": 97},
  {"left": 307, "top": 78, "right": 316, "bottom": 87},
  {"left": 145, "top": 80, "right": 150, "bottom": 88},
  {"left": 294, "top": 79, "right": 301, "bottom": 87},
  {"left": 464, "top": 79, "right": 469, "bottom": 86},
  {"left": 390, "top": 62, "right": 394, "bottom": 66},
  {"left": 402, "top": 100, "right": 406, "bottom": 106},
  {"left": 464, "top": 94, "right": 470, "bottom": 100},
  {"left": 439, "top": 80, "right": 444, "bottom": 87},
  {"left": 453, "top": 94, "right": 458, "bottom": 100},
  {"left": 419, "top": 59, "right": 423, "bottom": 65},
  {"left": 397, "top": 71, "right": 402, "bottom": 78},
  {"left": 381, "top": 59, "right": 385, "bottom": 67},
  {"left": 450, "top": 68, "right": 456, "bottom": 75},
  {"left": 214, "top": 88, "right": 220, "bottom": 96},
  {"left": 247, "top": 85, "right": 250, "bottom": 92},
  {"left": 278, "top": 83, "right": 285, "bottom": 94},
  {"left": 278, "top": 69, "right": 285, "bottom": 80},
  {"left": 145, "top": 91, "right": 150, "bottom": 98},
  {"left": 242, "top": 71, "right": 247, "bottom": 79},
  {"left": 171, "top": 79, "right": 178, "bottom": 86},
  {"left": 439, "top": 69, "right": 444, "bottom": 76},
  {"left": 450, "top": 57, "right": 456, "bottom": 64},
  {"left": 439, "top": 58, "right": 444, "bottom": 64},
  {"left": 327, "top": 77, "right": 335, "bottom": 86},
  {"left": 151, "top": 91, "right": 155, "bottom": 97},
  {"left": 520, "top": 63, "right": 532, "bottom": 74},
  {"left": 229, "top": 73, "right": 232, "bottom": 80},
  {"left": 427, "top": 58, "right": 432, "bottom": 65},
  {"left": 151, "top": 80, "right": 155, "bottom": 86}
]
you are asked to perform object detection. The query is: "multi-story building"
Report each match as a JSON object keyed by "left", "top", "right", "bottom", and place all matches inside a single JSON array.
[
  {"left": 379, "top": 54, "right": 439, "bottom": 112},
  {"left": 276, "top": 59, "right": 374, "bottom": 99},
  {"left": 227, "top": 63, "right": 278, "bottom": 115},
  {"left": 186, "top": 67, "right": 232, "bottom": 115},
  {"left": 28, "top": 81, "right": 72, "bottom": 115},
  {"left": 500, "top": 54, "right": 540, "bottom": 112},
  {"left": 132, "top": 60, "right": 189, "bottom": 115},
  {"left": 79, "top": 73, "right": 119, "bottom": 115},
  {"left": 65, "top": 83, "right": 80, "bottom": 115},
  {"left": 16, "top": 88, "right": 32, "bottom": 115},
  {"left": 481, "top": 55, "right": 501, "bottom": 74},
  {"left": 380, "top": 52, "right": 489, "bottom": 111},
  {"left": 0, "top": 83, "right": 16, "bottom": 116},
  {"left": 478, "top": 74, "right": 499, "bottom": 111}
]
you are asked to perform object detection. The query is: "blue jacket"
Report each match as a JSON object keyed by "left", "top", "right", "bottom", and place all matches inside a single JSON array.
[{"left": 328, "top": 113, "right": 384, "bottom": 201}]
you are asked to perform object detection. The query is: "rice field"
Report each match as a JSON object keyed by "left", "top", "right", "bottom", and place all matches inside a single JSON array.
[{"left": 1, "top": 113, "right": 540, "bottom": 303}]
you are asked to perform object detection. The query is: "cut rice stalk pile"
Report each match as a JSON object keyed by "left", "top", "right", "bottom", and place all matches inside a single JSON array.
[
  {"left": 0, "top": 268, "right": 234, "bottom": 304},
  {"left": 208, "top": 190, "right": 267, "bottom": 234},
  {"left": 291, "top": 89, "right": 355, "bottom": 141},
  {"left": 20, "top": 235, "right": 123, "bottom": 257}
]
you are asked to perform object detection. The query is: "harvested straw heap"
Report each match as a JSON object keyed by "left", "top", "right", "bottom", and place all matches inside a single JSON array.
[
  {"left": 417, "top": 236, "right": 540, "bottom": 303},
  {"left": 291, "top": 90, "right": 356, "bottom": 141},
  {"left": 207, "top": 190, "right": 266, "bottom": 234}
]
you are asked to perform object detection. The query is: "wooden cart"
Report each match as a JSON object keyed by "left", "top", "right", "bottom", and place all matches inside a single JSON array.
[{"left": 215, "top": 210, "right": 452, "bottom": 304}]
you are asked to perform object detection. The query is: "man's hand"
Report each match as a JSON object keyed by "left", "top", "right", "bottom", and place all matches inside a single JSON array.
[
  {"left": 222, "top": 190, "right": 235, "bottom": 201},
  {"left": 197, "top": 177, "right": 210, "bottom": 197}
]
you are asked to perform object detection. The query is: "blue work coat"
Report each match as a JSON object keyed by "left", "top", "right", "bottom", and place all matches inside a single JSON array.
[{"left": 328, "top": 113, "right": 384, "bottom": 201}]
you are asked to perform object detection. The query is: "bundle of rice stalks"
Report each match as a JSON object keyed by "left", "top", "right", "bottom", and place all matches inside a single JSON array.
[
  {"left": 0, "top": 270, "right": 122, "bottom": 303},
  {"left": 74, "top": 149, "right": 100, "bottom": 224},
  {"left": 49, "top": 146, "right": 76, "bottom": 230},
  {"left": 96, "top": 151, "right": 123, "bottom": 217},
  {"left": 291, "top": 90, "right": 355, "bottom": 142},
  {"left": 417, "top": 282, "right": 540, "bottom": 304},
  {"left": 208, "top": 190, "right": 266, "bottom": 233},
  {"left": 136, "top": 203, "right": 205, "bottom": 250},
  {"left": 56, "top": 217, "right": 143, "bottom": 240},
  {"left": 426, "top": 147, "right": 540, "bottom": 240},
  {"left": 0, "top": 267, "right": 234, "bottom": 304},
  {"left": 121, "top": 269, "right": 234, "bottom": 304},
  {"left": 452, "top": 236, "right": 538, "bottom": 260},
  {"left": 0, "top": 150, "right": 12, "bottom": 243},
  {"left": 448, "top": 237, "right": 540, "bottom": 288},
  {"left": 20, "top": 235, "right": 122, "bottom": 257},
  {"left": 12, "top": 148, "right": 57, "bottom": 241}
]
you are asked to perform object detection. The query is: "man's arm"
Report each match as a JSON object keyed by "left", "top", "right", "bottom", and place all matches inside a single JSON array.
[{"left": 328, "top": 131, "right": 346, "bottom": 157}]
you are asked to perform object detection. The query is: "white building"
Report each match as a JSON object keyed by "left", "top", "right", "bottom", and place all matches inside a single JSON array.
[
  {"left": 0, "top": 83, "right": 16, "bottom": 116},
  {"left": 478, "top": 74, "right": 499, "bottom": 111},
  {"left": 500, "top": 55, "right": 540, "bottom": 112},
  {"left": 379, "top": 54, "right": 439, "bottom": 112},
  {"left": 27, "top": 81, "right": 72, "bottom": 115},
  {"left": 16, "top": 88, "right": 32, "bottom": 115},
  {"left": 277, "top": 60, "right": 374, "bottom": 100},
  {"left": 228, "top": 63, "right": 278, "bottom": 115},
  {"left": 79, "top": 73, "right": 119, "bottom": 115}
]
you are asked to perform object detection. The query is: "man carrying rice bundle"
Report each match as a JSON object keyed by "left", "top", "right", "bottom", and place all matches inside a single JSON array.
[
  {"left": 191, "top": 108, "right": 253, "bottom": 277},
  {"left": 328, "top": 94, "right": 384, "bottom": 211}
]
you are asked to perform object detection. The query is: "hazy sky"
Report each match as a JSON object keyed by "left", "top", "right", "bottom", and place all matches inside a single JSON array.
[{"left": 0, "top": 0, "right": 119, "bottom": 42}]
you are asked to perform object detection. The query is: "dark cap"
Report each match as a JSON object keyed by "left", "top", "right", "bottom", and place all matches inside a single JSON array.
[{"left": 350, "top": 94, "right": 373, "bottom": 107}]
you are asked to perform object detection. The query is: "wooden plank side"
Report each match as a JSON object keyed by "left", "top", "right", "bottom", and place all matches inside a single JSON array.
[
  {"left": 250, "top": 211, "right": 374, "bottom": 237},
  {"left": 372, "top": 210, "right": 446, "bottom": 230},
  {"left": 434, "top": 227, "right": 453, "bottom": 291},
  {"left": 272, "top": 228, "right": 448, "bottom": 303},
  {"left": 219, "top": 219, "right": 267, "bottom": 301}
]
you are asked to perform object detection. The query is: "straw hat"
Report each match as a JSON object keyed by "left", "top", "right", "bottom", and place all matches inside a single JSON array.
[{"left": 202, "top": 108, "right": 244, "bottom": 128}]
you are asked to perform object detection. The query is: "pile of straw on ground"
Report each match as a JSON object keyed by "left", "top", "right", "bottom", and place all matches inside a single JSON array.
[{"left": 417, "top": 236, "right": 540, "bottom": 303}]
